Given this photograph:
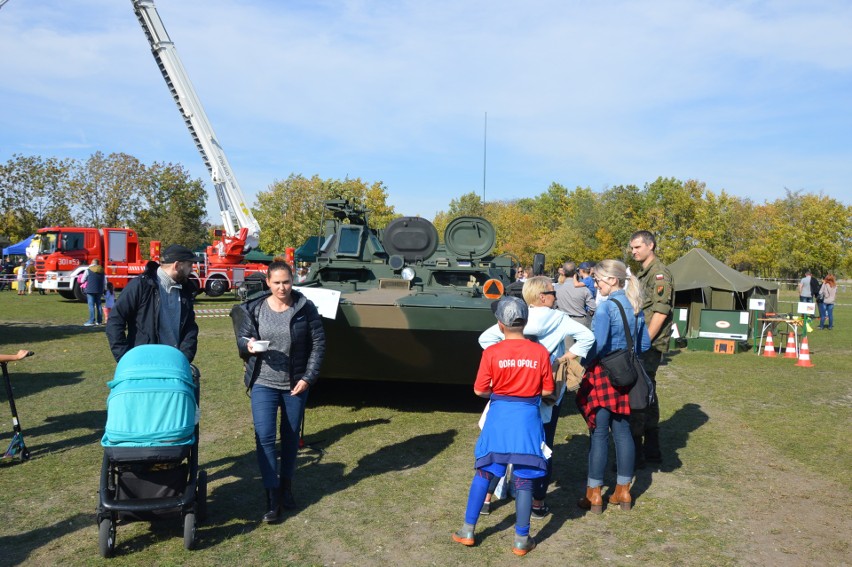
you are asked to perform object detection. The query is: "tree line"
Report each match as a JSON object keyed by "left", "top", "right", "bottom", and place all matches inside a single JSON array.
[
  {"left": 1, "top": 152, "right": 208, "bottom": 254},
  {"left": 432, "top": 179, "right": 851, "bottom": 279},
  {"left": 3, "top": 153, "right": 849, "bottom": 278}
]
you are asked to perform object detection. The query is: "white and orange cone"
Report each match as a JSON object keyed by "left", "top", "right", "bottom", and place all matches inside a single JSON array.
[
  {"left": 795, "top": 336, "right": 814, "bottom": 368},
  {"left": 783, "top": 333, "right": 798, "bottom": 359},
  {"left": 762, "top": 331, "right": 777, "bottom": 357}
]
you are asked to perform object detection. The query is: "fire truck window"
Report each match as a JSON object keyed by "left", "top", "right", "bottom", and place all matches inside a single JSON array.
[
  {"left": 61, "top": 233, "right": 84, "bottom": 251},
  {"left": 41, "top": 234, "right": 58, "bottom": 254}
]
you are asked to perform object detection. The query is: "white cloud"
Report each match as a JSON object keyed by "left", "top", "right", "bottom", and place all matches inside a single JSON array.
[{"left": 1, "top": 0, "right": 850, "bottom": 222}]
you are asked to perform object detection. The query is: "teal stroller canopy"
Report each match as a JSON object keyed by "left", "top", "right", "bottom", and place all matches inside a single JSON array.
[{"left": 102, "top": 345, "right": 197, "bottom": 447}]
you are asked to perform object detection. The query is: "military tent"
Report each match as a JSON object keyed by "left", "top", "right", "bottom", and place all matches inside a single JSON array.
[{"left": 668, "top": 248, "right": 778, "bottom": 338}]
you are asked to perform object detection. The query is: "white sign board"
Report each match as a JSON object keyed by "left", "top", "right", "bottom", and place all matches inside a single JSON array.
[
  {"left": 294, "top": 286, "right": 341, "bottom": 320},
  {"left": 748, "top": 298, "right": 766, "bottom": 311},
  {"left": 796, "top": 302, "right": 816, "bottom": 316}
]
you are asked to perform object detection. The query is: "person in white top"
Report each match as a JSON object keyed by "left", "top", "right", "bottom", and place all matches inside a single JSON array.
[{"left": 479, "top": 276, "right": 595, "bottom": 519}]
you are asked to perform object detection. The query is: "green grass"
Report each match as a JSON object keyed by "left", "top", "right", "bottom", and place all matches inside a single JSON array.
[{"left": 0, "top": 289, "right": 849, "bottom": 566}]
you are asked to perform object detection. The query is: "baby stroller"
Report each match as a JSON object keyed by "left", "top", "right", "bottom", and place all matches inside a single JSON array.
[{"left": 96, "top": 345, "right": 207, "bottom": 558}]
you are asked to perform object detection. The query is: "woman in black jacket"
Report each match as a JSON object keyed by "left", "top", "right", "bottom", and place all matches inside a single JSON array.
[{"left": 233, "top": 259, "right": 325, "bottom": 523}]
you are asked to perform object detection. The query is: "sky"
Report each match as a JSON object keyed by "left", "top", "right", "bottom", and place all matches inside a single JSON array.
[{"left": 1, "top": 0, "right": 851, "bottom": 225}]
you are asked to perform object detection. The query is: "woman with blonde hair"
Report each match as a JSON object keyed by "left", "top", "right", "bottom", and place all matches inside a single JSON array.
[
  {"left": 818, "top": 274, "right": 837, "bottom": 330},
  {"left": 575, "top": 259, "right": 651, "bottom": 513},
  {"left": 479, "top": 275, "right": 594, "bottom": 519}
]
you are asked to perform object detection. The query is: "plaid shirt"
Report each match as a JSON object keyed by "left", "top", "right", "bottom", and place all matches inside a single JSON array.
[{"left": 575, "top": 362, "right": 631, "bottom": 429}]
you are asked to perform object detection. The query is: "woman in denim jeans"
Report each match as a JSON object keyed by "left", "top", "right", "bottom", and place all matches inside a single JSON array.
[
  {"left": 818, "top": 274, "right": 837, "bottom": 330},
  {"left": 233, "top": 258, "right": 325, "bottom": 523},
  {"left": 575, "top": 259, "right": 651, "bottom": 513}
]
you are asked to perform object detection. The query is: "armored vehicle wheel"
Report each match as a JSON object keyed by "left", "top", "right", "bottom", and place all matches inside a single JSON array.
[
  {"left": 183, "top": 512, "right": 196, "bottom": 550},
  {"left": 98, "top": 518, "right": 116, "bottom": 558}
]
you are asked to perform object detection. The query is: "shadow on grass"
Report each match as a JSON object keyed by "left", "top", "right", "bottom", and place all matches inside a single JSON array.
[
  {"left": 0, "top": 322, "right": 106, "bottom": 349},
  {"left": 104, "top": 449, "right": 262, "bottom": 555},
  {"left": 1, "top": 370, "right": 85, "bottom": 401},
  {"left": 632, "top": 402, "right": 710, "bottom": 500},
  {"left": 475, "top": 403, "right": 591, "bottom": 544},
  {"left": 0, "top": 512, "right": 91, "bottom": 565},
  {"left": 476, "top": 401, "right": 710, "bottom": 542},
  {"left": 125, "top": 426, "right": 458, "bottom": 551},
  {"left": 309, "top": 378, "right": 482, "bottom": 414},
  {"left": 23, "top": 410, "right": 106, "bottom": 457}
]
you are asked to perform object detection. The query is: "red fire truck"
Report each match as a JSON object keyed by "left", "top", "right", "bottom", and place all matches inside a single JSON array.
[
  {"left": 34, "top": 227, "right": 148, "bottom": 301},
  {"left": 34, "top": 226, "right": 269, "bottom": 301}
]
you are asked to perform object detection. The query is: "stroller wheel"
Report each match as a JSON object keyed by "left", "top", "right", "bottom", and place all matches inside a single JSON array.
[
  {"left": 98, "top": 518, "right": 116, "bottom": 558},
  {"left": 196, "top": 470, "right": 208, "bottom": 523},
  {"left": 183, "top": 512, "right": 196, "bottom": 550}
]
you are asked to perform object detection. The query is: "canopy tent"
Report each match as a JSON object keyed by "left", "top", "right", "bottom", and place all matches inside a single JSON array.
[
  {"left": 669, "top": 248, "right": 779, "bottom": 338},
  {"left": 2, "top": 235, "right": 35, "bottom": 257},
  {"left": 295, "top": 236, "right": 324, "bottom": 264},
  {"left": 243, "top": 248, "right": 274, "bottom": 263}
]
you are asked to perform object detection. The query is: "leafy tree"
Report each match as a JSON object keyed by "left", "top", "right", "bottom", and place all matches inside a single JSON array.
[
  {"left": 134, "top": 162, "right": 208, "bottom": 252},
  {"left": 0, "top": 155, "right": 75, "bottom": 240},
  {"left": 253, "top": 174, "right": 396, "bottom": 255},
  {"left": 71, "top": 152, "right": 145, "bottom": 227},
  {"left": 363, "top": 181, "right": 398, "bottom": 229},
  {"left": 599, "top": 184, "right": 644, "bottom": 259}
]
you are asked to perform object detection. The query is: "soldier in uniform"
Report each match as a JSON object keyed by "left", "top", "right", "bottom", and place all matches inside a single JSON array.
[{"left": 628, "top": 230, "right": 673, "bottom": 466}]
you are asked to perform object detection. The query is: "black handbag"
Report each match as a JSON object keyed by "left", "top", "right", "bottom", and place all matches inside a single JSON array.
[
  {"left": 629, "top": 354, "right": 656, "bottom": 410},
  {"left": 599, "top": 300, "right": 642, "bottom": 388}
]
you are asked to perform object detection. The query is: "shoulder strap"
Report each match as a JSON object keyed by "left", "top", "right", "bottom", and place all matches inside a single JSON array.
[{"left": 609, "top": 299, "right": 635, "bottom": 354}]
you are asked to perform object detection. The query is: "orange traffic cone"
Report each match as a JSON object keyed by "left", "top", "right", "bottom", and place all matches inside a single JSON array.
[
  {"left": 783, "top": 333, "right": 797, "bottom": 359},
  {"left": 762, "top": 332, "right": 776, "bottom": 357},
  {"left": 795, "top": 336, "right": 814, "bottom": 368}
]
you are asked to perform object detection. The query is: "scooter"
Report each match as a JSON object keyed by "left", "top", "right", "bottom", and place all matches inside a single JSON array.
[{"left": 1, "top": 351, "right": 34, "bottom": 463}]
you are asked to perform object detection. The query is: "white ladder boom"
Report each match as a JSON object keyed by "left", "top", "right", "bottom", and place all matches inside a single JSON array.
[{"left": 132, "top": 0, "right": 261, "bottom": 249}]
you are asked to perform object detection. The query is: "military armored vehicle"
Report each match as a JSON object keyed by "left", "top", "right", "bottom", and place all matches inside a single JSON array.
[{"left": 297, "top": 199, "right": 517, "bottom": 384}]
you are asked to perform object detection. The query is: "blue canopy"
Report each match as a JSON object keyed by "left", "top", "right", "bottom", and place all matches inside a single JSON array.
[{"left": 2, "top": 234, "right": 35, "bottom": 256}]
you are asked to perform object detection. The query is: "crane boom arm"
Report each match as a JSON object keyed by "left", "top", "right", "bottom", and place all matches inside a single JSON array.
[{"left": 132, "top": 0, "right": 260, "bottom": 249}]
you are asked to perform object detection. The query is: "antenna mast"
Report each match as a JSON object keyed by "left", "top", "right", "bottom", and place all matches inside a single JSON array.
[{"left": 482, "top": 111, "right": 487, "bottom": 201}]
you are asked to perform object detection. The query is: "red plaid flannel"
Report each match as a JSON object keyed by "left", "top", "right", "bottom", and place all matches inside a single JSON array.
[{"left": 575, "top": 362, "right": 631, "bottom": 429}]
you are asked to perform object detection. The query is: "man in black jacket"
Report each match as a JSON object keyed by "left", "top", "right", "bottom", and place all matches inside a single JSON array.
[{"left": 106, "top": 244, "right": 199, "bottom": 363}]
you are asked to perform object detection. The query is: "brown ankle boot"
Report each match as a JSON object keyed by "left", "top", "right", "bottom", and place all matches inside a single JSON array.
[
  {"left": 608, "top": 483, "right": 632, "bottom": 511},
  {"left": 577, "top": 486, "right": 603, "bottom": 514}
]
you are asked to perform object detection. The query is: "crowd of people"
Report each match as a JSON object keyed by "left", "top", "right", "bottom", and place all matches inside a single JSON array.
[
  {"left": 7, "top": 226, "right": 838, "bottom": 557},
  {"left": 453, "top": 230, "right": 676, "bottom": 555},
  {"left": 798, "top": 270, "right": 838, "bottom": 330}
]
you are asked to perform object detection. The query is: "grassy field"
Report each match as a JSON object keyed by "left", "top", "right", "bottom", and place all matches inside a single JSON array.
[{"left": 0, "top": 289, "right": 849, "bottom": 566}]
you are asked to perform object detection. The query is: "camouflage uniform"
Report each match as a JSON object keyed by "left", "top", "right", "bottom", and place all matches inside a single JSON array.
[{"left": 632, "top": 255, "right": 673, "bottom": 462}]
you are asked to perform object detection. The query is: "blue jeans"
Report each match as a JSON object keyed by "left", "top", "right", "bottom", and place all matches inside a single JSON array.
[
  {"left": 820, "top": 303, "right": 834, "bottom": 329},
  {"left": 250, "top": 383, "right": 308, "bottom": 488},
  {"left": 534, "top": 398, "right": 561, "bottom": 500},
  {"left": 799, "top": 296, "right": 812, "bottom": 303},
  {"left": 588, "top": 408, "right": 634, "bottom": 486},
  {"left": 86, "top": 293, "right": 103, "bottom": 324}
]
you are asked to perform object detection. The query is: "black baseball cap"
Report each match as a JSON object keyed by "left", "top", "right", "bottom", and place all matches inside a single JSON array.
[{"left": 161, "top": 244, "right": 196, "bottom": 263}]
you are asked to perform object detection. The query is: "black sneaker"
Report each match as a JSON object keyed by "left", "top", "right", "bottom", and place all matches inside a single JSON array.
[{"left": 530, "top": 504, "right": 550, "bottom": 520}]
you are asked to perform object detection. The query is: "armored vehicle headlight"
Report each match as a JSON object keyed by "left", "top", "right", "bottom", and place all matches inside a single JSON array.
[{"left": 401, "top": 267, "right": 416, "bottom": 281}]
